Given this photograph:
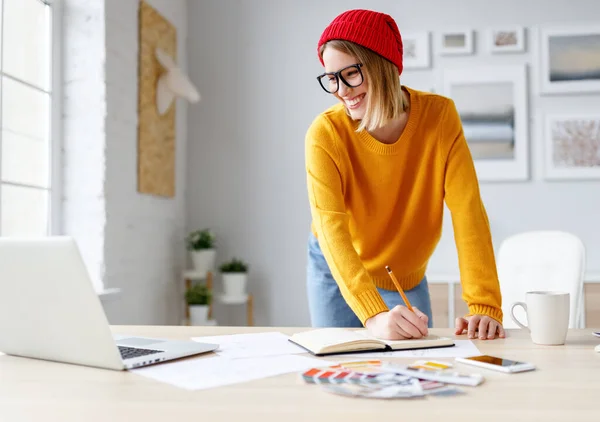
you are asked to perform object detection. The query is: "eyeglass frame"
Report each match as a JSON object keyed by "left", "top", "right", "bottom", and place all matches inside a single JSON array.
[{"left": 316, "top": 63, "right": 364, "bottom": 94}]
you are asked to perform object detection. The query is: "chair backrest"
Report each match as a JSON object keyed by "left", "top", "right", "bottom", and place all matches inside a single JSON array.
[{"left": 497, "top": 231, "right": 586, "bottom": 329}]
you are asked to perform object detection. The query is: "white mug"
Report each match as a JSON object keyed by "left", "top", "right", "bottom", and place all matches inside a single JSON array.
[{"left": 510, "top": 291, "right": 570, "bottom": 345}]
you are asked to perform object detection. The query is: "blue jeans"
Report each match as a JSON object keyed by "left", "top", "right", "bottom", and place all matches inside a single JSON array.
[{"left": 306, "top": 233, "right": 433, "bottom": 328}]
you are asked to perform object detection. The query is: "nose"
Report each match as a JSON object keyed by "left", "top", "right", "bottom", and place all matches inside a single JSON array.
[{"left": 337, "top": 80, "right": 351, "bottom": 97}]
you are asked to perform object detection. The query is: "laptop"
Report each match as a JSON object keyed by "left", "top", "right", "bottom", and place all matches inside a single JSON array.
[{"left": 0, "top": 237, "right": 218, "bottom": 370}]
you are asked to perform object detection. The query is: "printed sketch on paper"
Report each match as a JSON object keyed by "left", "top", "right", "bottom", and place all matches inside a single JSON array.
[
  {"left": 402, "top": 32, "right": 430, "bottom": 69},
  {"left": 551, "top": 118, "right": 600, "bottom": 167},
  {"left": 549, "top": 34, "right": 600, "bottom": 83},
  {"left": 404, "top": 39, "right": 417, "bottom": 58},
  {"left": 451, "top": 82, "right": 515, "bottom": 160}
]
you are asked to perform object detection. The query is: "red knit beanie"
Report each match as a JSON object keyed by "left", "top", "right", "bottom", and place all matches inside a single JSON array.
[{"left": 317, "top": 9, "right": 403, "bottom": 75}]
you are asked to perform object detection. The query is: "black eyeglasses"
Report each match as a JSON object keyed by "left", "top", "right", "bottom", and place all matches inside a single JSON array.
[{"left": 317, "top": 63, "right": 364, "bottom": 94}]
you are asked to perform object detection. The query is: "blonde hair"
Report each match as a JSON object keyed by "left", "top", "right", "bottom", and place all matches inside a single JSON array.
[{"left": 320, "top": 40, "right": 408, "bottom": 132}]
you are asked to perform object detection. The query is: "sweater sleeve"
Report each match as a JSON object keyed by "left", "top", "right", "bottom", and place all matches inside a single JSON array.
[
  {"left": 305, "top": 117, "right": 388, "bottom": 325},
  {"left": 440, "top": 99, "right": 503, "bottom": 324}
]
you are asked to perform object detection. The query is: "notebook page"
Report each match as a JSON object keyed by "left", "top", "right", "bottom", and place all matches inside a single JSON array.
[
  {"left": 383, "top": 335, "right": 447, "bottom": 348},
  {"left": 355, "top": 329, "right": 448, "bottom": 347},
  {"left": 292, "top": 328, "right": 377, "bottom": 350}
]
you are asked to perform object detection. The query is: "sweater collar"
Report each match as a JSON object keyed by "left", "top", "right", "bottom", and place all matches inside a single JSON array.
[{"left": 356, "top": 86, "right": 421, "bottom": 155}]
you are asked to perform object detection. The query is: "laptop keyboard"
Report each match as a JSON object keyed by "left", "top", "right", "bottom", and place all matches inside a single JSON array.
[{"left": 118, "top": 346, "right": 163, "bottom": 360}]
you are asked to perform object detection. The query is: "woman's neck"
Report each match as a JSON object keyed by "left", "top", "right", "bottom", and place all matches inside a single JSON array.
[
  {"left": 367, "top": 89, "right": 411, "bottom": 145},
  {"left": 368, "top": 112, "right": 408, "bottom": 145}
]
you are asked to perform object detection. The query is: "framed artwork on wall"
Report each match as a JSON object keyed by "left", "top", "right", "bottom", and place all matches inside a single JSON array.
[
  {"left": 543, "top": 114, "right": 600, "bottom": 180},
  {"left": 488, "top": 27, "right": 526, "bottom": 53},
  {"left": 539, "top": 26, "right": 600, "bottom": 94},
  {"left": 402, "top": 31, "right": 431, "bottom": 69},
  {"left": 137, "top": 0, "right": 177, "bottom": 197},
  {"left": 437, "top": 30, "right": 474, "bottom": 55},
  {"left": 442, "top": 64, "right": 529, "bottom": 182}
]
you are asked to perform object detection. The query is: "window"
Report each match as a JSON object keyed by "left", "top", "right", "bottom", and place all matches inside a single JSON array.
[{"left": 0, "top": 0, "right": 57, "bottom": 237}]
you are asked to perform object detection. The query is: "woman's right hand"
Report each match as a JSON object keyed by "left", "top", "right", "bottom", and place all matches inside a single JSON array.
[{"left": 364, "top": 306, "right": 429, "bottom": 340}]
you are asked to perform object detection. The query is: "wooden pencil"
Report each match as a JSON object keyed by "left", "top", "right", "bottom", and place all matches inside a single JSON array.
[{"left": 385, "top": 265, "right": 414, "bottom": 312}]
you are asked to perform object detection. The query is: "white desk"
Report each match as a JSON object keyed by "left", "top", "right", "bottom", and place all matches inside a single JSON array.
[{"left": 1, "top": 326, "right": 598, "bottom": 422}]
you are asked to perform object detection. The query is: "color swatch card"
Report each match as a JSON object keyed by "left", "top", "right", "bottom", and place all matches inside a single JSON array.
[
  {"left": 322, "top": 378, "right": 424, "bottom": 399},
  {"left": 302, "top": 360, "right": 386, "bottom": 384},
  {"left": 381, "top": 360, "right": 484, "bottom": 386},
  {"left": 303, "top": 367, "right": 410, "bottom": 386},
  {"left": 301, "top": 359, "right": 471, "bottom": 399}
]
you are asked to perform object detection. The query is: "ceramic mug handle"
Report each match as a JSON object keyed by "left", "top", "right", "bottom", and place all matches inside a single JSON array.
[{"left": 510, "top": 302, "right": 529, "bottom": 331}]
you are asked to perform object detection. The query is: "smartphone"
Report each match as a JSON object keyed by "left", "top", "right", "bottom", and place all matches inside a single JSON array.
[{"left": 455, "top": 355, "right": 536, "bottom": 373}]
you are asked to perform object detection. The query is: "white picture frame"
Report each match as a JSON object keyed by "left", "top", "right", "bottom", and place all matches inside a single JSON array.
[
  {"left": 539, "top": 26, "right": 600, "bottom": 94},
  {"left": 442, "top": 65, "right": 529, "bottom": 182},
  {"left": 437, "top": 30, "right": 474, "bottom": 55},
  {"left": 543, "top": 114, "right": 600, "bottom": 180},
  {"left": 402, "top": 31, "right": 431, "bottom": 69},
  {"left": 488, "top": 27, "right": 525, "bottom": 53}
]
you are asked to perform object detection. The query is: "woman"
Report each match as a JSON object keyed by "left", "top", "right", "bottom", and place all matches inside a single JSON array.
[{"left": 305, "top": 9, "right": 505, "bottom": 341}]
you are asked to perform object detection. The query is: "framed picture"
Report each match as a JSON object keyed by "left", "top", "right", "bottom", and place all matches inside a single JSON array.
[
  {"left": 488, "top": 27, "right": 525, "bottom": 53},
  {"left": 543, "top": 114, "right": 600, "bottom": 180},
  {"left": 442, "top": 65, "right": 529, "bottom": 182},
  {"left": 438, "top": 30, "right": 473, "bottom": 55},
  {"left": 402, "top": 31, "right": 431, "bottom": 69},
  {"left": 539, "top": 26, "right": 600, "bottom": 94}
]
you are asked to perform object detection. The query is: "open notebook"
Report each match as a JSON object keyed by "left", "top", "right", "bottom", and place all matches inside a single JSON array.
[{"left": 289, "top": 328, "right": 454, "bottom": 356}]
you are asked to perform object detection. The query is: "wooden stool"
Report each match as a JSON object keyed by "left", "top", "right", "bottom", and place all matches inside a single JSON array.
[{"left": 183, "top": 270, "right": 215, "bottom": 325}]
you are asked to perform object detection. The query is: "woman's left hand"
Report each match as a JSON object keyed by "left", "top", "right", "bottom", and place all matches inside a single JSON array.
[{"left": 455, "top": 314, "right": 505, "bottom": 340}]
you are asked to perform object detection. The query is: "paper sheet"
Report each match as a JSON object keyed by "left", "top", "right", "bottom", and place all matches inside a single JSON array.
[
  {"left": 338, "top": 340, "right": 481, "bottom": 359},
  {"left": 131, "top": 355, "right": 330, "bottom": 390},
  {"left": 191, "top": 332, "right": 305, "bottom": 359}
]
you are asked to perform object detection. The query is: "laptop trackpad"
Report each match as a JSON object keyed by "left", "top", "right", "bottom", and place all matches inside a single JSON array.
[{"left": 116, "top": 337, "right": 165, "bottom": 347}]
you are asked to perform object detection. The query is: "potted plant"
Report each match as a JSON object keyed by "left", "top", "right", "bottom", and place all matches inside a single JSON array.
[
  {"left": 185, "top": 228, "right": 216, "bottom": 274},
  {"left": 185, "top": 283, "right": 212, "bottom": 325},
  {"left": 219, "top": 257, "right": 249, "bottom": 297}
]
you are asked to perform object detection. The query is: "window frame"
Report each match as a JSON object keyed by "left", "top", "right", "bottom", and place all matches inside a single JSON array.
[
  {"left": 0, "top": 0, "right": 61, "bottom": 236},
  {"left": 49, "top": 0, "right": 62, "bottom": 235}
]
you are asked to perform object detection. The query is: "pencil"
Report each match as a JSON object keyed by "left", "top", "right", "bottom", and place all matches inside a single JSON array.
[{"left": 385, "top": 265, "right": 414, "bottom": 312}]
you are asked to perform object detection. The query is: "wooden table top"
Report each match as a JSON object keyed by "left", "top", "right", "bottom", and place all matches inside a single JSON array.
[{"left": 1, "top": 325, "right": 599, "bottom": 422}]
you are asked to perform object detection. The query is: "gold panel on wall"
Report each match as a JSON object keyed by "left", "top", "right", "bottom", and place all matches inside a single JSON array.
[{"left": 137, "top": 0, "right": 177, "bottom": 197}]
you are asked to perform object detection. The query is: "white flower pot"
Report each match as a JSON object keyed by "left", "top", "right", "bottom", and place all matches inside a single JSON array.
[
  {"left": 222, "top": 273, "right": 247, "bottom": 297},
  {"left": 191, "top": 249, "right": 216, "bottom": 274},
  {"left": 189, "top": 304, "right": 209, "bottom": 325}
]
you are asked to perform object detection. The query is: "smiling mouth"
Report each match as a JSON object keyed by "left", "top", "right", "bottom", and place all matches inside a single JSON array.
[{"left": 345, "top": 93, "right": 365, "bottom": 109}]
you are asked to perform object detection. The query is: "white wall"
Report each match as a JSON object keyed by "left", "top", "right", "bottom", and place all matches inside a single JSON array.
[
  {"left": 186, "top": 0, "right": 600, "bottom": 327},
  {"left": 62, "top": 0, "right": 107, "bottom": 291},
  {"left": 63, "top": 0, "right": 189, "bottom": 324}
]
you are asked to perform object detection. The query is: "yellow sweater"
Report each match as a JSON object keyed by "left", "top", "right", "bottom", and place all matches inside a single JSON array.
[{"left": 305, "top": 87, "right": 503, "bottom": 325}]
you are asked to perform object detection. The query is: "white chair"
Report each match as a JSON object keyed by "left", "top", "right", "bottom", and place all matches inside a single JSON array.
[{"left": 497, "top": 231, "right": 586, "bottom": 329}]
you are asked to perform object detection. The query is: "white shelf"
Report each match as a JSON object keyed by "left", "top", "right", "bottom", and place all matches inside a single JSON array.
[{"left": 218, "top": 294, "right": 249, "bottom": 305}]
